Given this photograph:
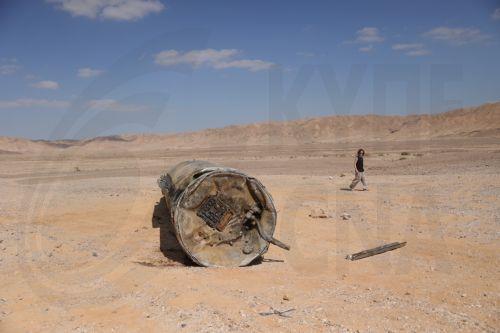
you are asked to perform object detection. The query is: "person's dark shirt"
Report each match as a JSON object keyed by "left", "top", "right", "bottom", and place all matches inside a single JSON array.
[{"left": 356, "top": 156, "right": 364, "bottom": 172}]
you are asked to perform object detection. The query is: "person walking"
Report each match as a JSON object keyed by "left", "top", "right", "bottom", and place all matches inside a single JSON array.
[{"left": 349, "top": 148, "right": 367, "bottom": 191}]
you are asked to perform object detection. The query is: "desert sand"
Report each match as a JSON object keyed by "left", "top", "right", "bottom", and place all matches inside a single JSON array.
[{"left": 0, "top": 103, "right": 499, "bottom": 332}]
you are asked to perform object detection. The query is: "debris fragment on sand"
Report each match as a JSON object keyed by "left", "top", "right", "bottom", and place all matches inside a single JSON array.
[
  {"left": 346, "top": 242, "right": 407, "bottom": 260},
  {"left": 259, "top": 308, "right": 295, "bottom": 318},
  {"left": 309, "top": 208, "right": 333, "bottom": 219},
  {"left": 340, "top": 213, "right": 351, "bottom": 220}
]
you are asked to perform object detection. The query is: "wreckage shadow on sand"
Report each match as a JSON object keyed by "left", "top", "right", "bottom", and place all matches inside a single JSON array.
[{"left": 151, "top": 197, "right": 196, "bottom": 266}]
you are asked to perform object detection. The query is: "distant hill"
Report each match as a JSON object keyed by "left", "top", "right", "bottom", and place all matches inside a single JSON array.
[{"left": 1, "top": 102, "right": 499, "bottom": 154}]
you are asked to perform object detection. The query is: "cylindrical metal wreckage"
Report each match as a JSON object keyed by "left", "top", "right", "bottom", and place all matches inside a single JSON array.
[{"left": 157, "top": 160, "right": 290, "bottom": 267}]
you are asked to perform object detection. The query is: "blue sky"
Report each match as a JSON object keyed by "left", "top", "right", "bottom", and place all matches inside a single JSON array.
[{"left": 0, "top": 0, "right": 499, "bottom": 139}]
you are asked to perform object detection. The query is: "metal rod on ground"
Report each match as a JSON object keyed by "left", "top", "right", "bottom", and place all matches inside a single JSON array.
[
  {"left": 346, "top": 242, "right": 407, "bottom": 261},
  {"left": 254, "top": 214, "right": 290, "bottom": 251},
  {"left": 259, "top": 308, "right": 295, "bottom": 317}
]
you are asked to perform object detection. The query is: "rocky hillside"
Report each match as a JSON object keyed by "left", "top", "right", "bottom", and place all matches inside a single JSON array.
[{"left": 1, "top": 102, "right": 499, "bottom": 154}]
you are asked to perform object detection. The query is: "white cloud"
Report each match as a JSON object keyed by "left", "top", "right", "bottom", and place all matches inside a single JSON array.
[
  {"left": 155, "top": 49, "right": 238, "bottom": 67},
  {"left": 392, "top": 43, "right": 421, "bottom": 51},
  {"left": 392, "top": 43, "right": 430, "bottom": 56},
  {"left": 345, "top": 27, "right": 384, "bottom": 52},
  {"left": 31, "top": 80, "right": 60, "bottom": 90},
  {"left": 359, "top": 45, "right": 373, "bottom": 53},
  {"left": 154, "top": 49, "right": 275, "bottom": 72},
  {"left": 87, "top": 99, "right": 149, "bottom": 112},
  {"left": 355, "top": 27, "right": 384, "bottom": 43},
  {"left": 492, "top": 8, "right": 500, "bottom": 20},
  {"left": 0, "top": 98, "right": 69, "bottom": 109},
  {"left": 101, "top": 0, "right": 164, "bottom": 20},
  {"left": 0, "top": 64, "right": 20, "bottom": 75},
  {"left": 77, "top": 67, "right": 104, "bottom": 78},
  {"left": 212, "top": 59, "right": 274, "bottom": 72},
  {"left": 405, "top": 49, "right": 431, "bottom": 56},
  {"left": 47, "top": 0, "right": 165, "bottom": 21},
  {"left": 424, "top": 26, "right": 491, "bottom": 45},
  {"left": 0, "top": 58, "right": 21, "bottom": 75}
]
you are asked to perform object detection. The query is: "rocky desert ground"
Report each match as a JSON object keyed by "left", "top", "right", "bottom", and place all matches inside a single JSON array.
[{"left": 0, "top": 103, "right": 499, "bottom": 332}]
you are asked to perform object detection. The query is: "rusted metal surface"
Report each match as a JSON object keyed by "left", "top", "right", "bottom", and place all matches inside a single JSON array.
[{"left": 158, "top": 160, "right": 289, "bottom": 267}]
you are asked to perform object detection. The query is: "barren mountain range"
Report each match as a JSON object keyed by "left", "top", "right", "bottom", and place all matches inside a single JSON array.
[{"left": 1, "top": 102, "right": 499, "bottom": 154}]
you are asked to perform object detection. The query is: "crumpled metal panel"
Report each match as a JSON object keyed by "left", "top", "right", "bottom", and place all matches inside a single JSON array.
[{"left": 158, "top": 160, "right": 280, "bottom": 267}]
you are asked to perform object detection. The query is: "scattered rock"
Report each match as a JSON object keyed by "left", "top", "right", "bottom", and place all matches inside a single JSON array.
[
  {"left": 340, "top": 173, "right": 346, "bottom": 177},
  {"left": 340, "top": 213, "right": 351, "bottom": 220},
  {"left": 309, "top": 209, "right": 332, "bottom": 219},
  {"left": 322, "top": 318, "right": 333, "bottom": 326},
  {"left": 92, "top": 252, "right": 98, "bottom": 257},
  {"left": 282, "top": 295, "right": 290, "bottom": 301},
  {"left": 328, "top": 176, "right": 334, "bottom": 180}
]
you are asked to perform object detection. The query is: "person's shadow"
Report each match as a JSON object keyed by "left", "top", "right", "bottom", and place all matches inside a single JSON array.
[{"left": 151, "top": 197, "right": 194, "bottom": 265}]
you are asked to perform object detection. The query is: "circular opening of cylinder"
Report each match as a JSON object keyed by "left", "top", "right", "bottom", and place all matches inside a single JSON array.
[{"left": 173, "top": 171, "right": 276, "bottom": 267}]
